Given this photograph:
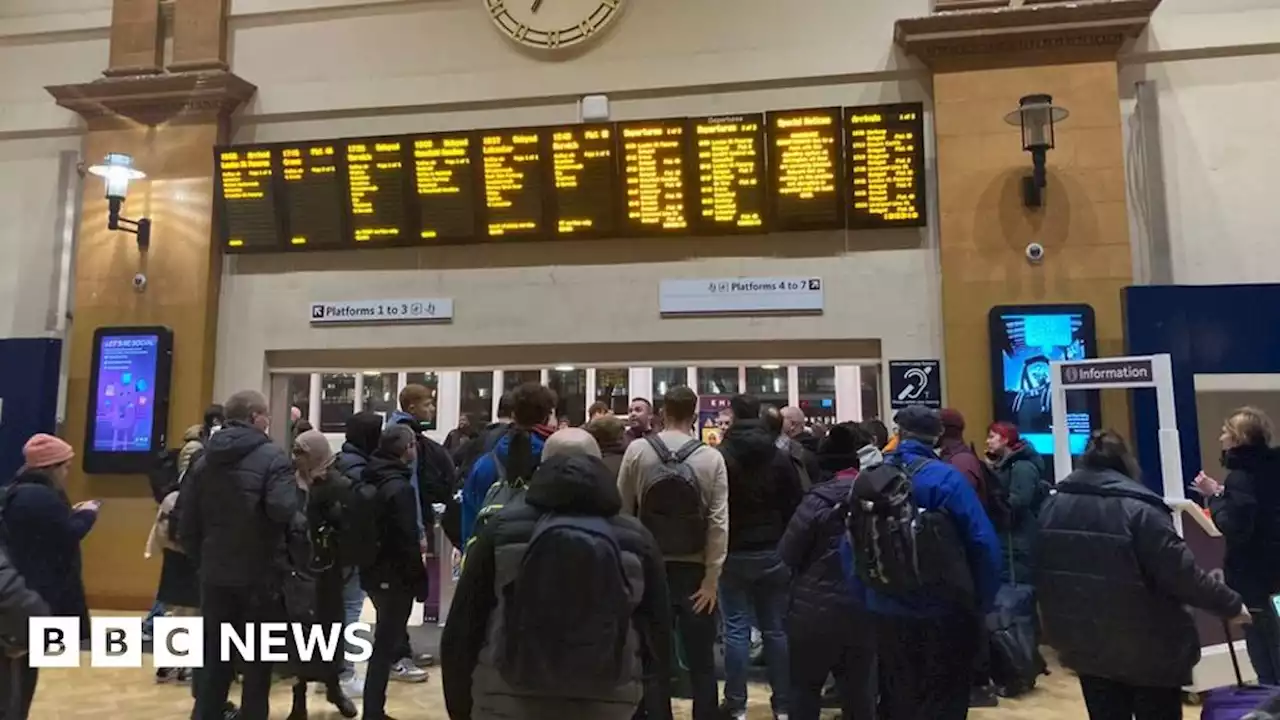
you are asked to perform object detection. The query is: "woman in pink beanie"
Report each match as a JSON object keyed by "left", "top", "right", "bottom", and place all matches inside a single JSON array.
[{"left": 2, "top": 433, "right": 100, "bottom": 716}]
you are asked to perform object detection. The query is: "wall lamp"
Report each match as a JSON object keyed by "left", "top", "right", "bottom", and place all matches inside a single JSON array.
[
  {"left": 1004, "top": 94, "right": 1069, "bottom": 208},
  {"left": 87, "top": 153, "right": 151, "bottom": 251}
]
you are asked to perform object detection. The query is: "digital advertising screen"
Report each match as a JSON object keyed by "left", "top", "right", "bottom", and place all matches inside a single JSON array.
[
  {"left": 84, "top": 327, "right": 174, "bottom": 474},
  {"left": 988, "top": 305, "right": 1099, "bottom": 457}
]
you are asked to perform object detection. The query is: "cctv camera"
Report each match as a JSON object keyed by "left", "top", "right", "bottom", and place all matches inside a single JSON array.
[
  {"left": 1025, "top": 242, "right": 1045, "bottom": 264},
  {"left": 132, "top": 273, "right": 147, "bottom": 292}
]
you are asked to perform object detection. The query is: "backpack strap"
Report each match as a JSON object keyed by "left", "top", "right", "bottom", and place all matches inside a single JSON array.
[
  {"left": 645, "top": 435, "right": 676, "bottom": 464},
  {"left": 672, "top": 438, "right": 704, "bottom": 463}
]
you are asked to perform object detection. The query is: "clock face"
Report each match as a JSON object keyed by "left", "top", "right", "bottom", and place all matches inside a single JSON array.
[{"left": 485, "top": 0, "right": 623, "bottom": 50}]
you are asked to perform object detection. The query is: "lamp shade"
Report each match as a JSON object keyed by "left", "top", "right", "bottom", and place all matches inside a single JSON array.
[
  {"left": 87, "top": 153, "right": 146, "bottom": 200},
  {"left": 1003, "top": 94, "right": 1069, "bottom": 151}
]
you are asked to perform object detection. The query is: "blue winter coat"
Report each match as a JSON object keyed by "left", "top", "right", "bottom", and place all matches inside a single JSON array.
[
  {"left": 842, "top": 439, "right": 1003, "bottom": 618},
  {"left": 460, "top": 430, "right": 547, "bottom": 544},
  {"left": 3, "top": 471, "right": 95, "bottom": 623}
]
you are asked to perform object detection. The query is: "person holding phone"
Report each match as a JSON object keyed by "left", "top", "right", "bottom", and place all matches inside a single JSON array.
[
  {"left": 0, "top": 434, "right": 101, "bottom": 718},
  {"left": 1192, "top": 407, "right": 1280, "bottom": 685}
]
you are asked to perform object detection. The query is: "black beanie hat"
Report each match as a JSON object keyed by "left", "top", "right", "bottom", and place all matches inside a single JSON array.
[{"left": 345, "top": 411, "right": 385, "bottom": 456}]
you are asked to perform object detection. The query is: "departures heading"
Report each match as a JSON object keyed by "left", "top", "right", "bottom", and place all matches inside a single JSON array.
[{"left": 215, "top": 103, "right": 925, "bottom": 252}]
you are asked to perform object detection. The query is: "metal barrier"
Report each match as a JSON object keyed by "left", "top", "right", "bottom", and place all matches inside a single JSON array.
[{"left": 434, "top": 512, "right": 458, "bottom": 628}]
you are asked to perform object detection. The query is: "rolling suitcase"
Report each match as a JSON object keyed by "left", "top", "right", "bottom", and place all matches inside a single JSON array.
[{"left": 1200, "top": 618, "right": 1278, "bottom": 720}]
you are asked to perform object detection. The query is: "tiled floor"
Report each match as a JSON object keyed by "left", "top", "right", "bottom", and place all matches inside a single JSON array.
[{"left": 28, "top": 653, "right": 1201, "bottom": 719}]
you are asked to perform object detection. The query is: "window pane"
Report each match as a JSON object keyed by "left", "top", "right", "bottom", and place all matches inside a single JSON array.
[
  {"left": 361, "top": 372, "right": 398, "bottom": 421},
  {"left": 549, "top": 368, "right": 587, "bottom": 427},
  {"left": 319, "top": 373, "right": 355, "bottom": 434},
  {"left": 652, "top": 367, "right": 688, "bottom": 414},
  {"left": 595, "top": 368, "right": 629, "bottom": 415},
  {"left": 404, "top": 372, "right": 439, "bottom": 431},
  {"left": 285, "top": 374, "right": 311, "bottom": 429},
  {"left": 746, "top": 366, "right": 788, "bottom": 410},
  {"left": 861, "top": 364, "right": 882, "bottom": 422},
  {"left": 798, "top": 366, "right": 837, "bottom": 427},
  {"left": 697, "top": 367, "right": 739, "bottom": 396},
  {"left": 502, "top": 370, "right": 541, "bottom": 392},
  {"left": 461, "top": 371, "right": 494, "bottom": 426}
]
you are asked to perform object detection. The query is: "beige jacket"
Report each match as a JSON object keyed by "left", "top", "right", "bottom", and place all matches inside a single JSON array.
[
  {"left": 617, "top": 429, "right": 729, "bottom": 587},
  {"left": 144, "top": 490, "right": 181, "bottom": 559}
]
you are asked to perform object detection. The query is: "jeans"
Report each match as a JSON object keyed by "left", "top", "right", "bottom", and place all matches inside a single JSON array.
[
  {"left": 1244, "top": 609, "right": 1280, "bottom": 686},
  {"left": 875, "top": 612, "right": 977, "bottom": 720},
  {"left": 1078, "top": 675, "right": 1182, "bottom": 720},
  {"left": 720, "top": 550, "right": 790, "bottom": 714},
  {"left": 341, "top": 570, "right": 366, "bottom": 678},
  {"left": 0, "top": 654, "right": 37, "bottom": 720},
  {"left": 197, "top": 585, "right": 277, "bottom": 720},
  {"left": 364, "top": 589, "right": 414, "bottom": 720},
  {"left": 142, "top": 599, "right": 166, "bottom": 633}
]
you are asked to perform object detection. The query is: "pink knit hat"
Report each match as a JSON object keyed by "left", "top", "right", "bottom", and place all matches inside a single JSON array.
[{"left": 23, "top": 434, "right": 74, "bottom": 469}]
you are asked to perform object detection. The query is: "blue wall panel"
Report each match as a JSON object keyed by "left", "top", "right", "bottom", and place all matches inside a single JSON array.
[
  {"left": 1124, "top": 284, "right": 1280, "bottom": 493},
  {"left": 0, "top": 338, "right": 62, "bottom": 482}
]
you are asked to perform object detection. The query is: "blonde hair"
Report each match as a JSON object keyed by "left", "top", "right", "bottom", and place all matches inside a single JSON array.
[{"left": 1226, "top": 407, "right": 1274, "bottom": 448}]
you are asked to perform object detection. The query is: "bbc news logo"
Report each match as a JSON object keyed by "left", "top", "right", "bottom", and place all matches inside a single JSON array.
[{"left": 29, "top": 617, "right": 374, "bottom": 668}]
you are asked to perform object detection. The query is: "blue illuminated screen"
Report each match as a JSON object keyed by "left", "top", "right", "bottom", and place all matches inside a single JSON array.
[{"left": 992, "top": 310, "right": 1094, "bottom": 456}]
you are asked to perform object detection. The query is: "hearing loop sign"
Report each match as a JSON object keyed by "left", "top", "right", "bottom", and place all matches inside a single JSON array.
[{"left": 888, "top": 360, "right": 942, "bottom": 409}]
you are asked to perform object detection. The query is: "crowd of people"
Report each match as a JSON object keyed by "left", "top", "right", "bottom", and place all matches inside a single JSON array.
[{"left": 0, "top": 381, "right": 1277, "bottom": 720}]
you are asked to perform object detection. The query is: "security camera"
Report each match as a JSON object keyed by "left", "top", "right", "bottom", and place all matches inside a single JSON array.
[
  {"left": 132, "top": 273, "right": 147, "bottom": 292},
  {"left": 1025, "top": 242, "right": 1045, "bottom": 264}
]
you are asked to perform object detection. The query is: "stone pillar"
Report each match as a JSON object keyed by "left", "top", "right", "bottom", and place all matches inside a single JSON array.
[
  {"left": 47, "top": 0, "right": 253, "bottom": 608},
  {"left": 104, "top": 0, "right": 164, "bottom": 76},
  {"left": 895, "top": 0, "right": 1158, "bottom": 437}
]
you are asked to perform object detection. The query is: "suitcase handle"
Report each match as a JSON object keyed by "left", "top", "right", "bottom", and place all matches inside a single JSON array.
[{"left": 1222, "top": 610, "right": 1265, "bottom": 688}]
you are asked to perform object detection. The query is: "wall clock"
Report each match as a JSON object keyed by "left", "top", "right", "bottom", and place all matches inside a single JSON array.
[{"left": 485, "top": 0, "right": 625, "bottom": 50}]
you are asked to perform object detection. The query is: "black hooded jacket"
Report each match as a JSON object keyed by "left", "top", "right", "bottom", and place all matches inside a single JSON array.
[
  {"left": 334, "top": 412, "right": 383, "bottom": 485},
  {"left": 718, "top": 420, "right": 804, "bottom": 552},
  {"left": 178, "top": 421, "right": 300, "bottom": 588},
  {"left": 1036, "top": 467, "right": 1242, "bottom": 688},
  {"left": 1209, "top": 444, "right": 1280, "bottom": 606},
  {"left": 360, "top": 452, "right": 429, "bottom": 600},
  {"left": 441, "top": 453, "right": 673, "bottom": 720}
]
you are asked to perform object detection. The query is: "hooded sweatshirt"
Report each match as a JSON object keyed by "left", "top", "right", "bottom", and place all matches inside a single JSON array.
[{"left": 717, "top": 420, "right": 805, "bottom": 552}]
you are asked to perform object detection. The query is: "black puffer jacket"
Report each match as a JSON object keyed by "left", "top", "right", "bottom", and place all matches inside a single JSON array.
[
  {"left": 441, "top": 454, "right": 673, "bottom": 720},
  {"left": 1037, "top": 467, "right": 1242, "bottom": 688},
  {"left": 719, "top": 420, "right": 804, "bottom": 552},
  {"left": 178, "top": 421, "right": 299, "bottom": 588},
  {"left": 0, "top": 544, "right": 47, "bottom": 651},
  {"left": 1209, "top": 444, "right": 1280, "bottom": 606},
  {"left": 359, "top": 453, "right": 429, "bottom": 600},
  {"left": 778, "top": 469, "right": 868, "bottom": 638}
]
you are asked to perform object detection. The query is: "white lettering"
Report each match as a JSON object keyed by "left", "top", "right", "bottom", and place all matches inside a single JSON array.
[
  {"left": 259, "top": 622, "right": 290, "bottom": 662},
  {"left": 343, "top": 623, "right": 374, "bottom": 663},
  {"left": 290, "top": 623, "right": 342, "bottom": 662},
  {"left": 222, "top": 624, "right": 255, "bottom": 663}
]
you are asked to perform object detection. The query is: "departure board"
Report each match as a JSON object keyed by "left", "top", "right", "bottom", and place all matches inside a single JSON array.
[
  {"left": 548, "top": 124, "right": 617, "bottom": 237},
  {"left": 412, "top": 133, "right": 479, "bottom": 241},
  {"left": 847, "top": 104, "right": 927, "bottom": 229},
  {"left": 481, "top": 130, "right": 545, "bottom": 238},
  {"left": 691, "top": 114, "right": 766, "bottom": 233},
  {"left": 280, "top": 142, "right": 346, "bottom": 248},
  {"left": 217, "top": 147, "right": 280, "bottom": 250},
  {"left": 618, "top": 120, "right": 689, "bottom": 234},
  {"left": 766, "top": 108, "right": 843, "bottom": 231},
  {"left": 347, "top": 139, "right": 407, "bottom": 243}
]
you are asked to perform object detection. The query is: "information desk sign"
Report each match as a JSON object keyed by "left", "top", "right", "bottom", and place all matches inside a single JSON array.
[
  {"left": 279, "top": 140, "right": 347, "bottom": 249},
  {"left": 659, "top": 277, "right": 824, "bottom": 316},
  {"left": 846, "top": 103, "right": 926, "bottom": 229},
  {"left": 217, "top": 147, "right": 282, "bottom": 251},
  {"left": 618, "top": 119, "right": 690, "bottom": 235},
  {"left": 480, "top": 129, "right": 547, "bottom": 238},
  {"left": 546, "top": 124, "right": 617, "bottom": 237},
  {"left": 690, "top": 114, "right": 766, "bottom": 234},
  {"left": 346, "top": 138, "right": 409, "bottom": 244},
  {"left": 410, "top": 132, "right": 480, "bottom": 242},
  {"left": 765, "top": 108, "right": 844, "bottom": 232}
]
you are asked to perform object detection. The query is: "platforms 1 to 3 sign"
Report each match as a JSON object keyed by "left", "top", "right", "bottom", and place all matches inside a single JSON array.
[{"left": 214, "top": 103, "right": 927, "bottom": 252}]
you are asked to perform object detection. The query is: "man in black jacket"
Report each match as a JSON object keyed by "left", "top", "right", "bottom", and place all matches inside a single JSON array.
[
  {"left": 360, "top": 425, "right": 430, "bottom": 720},
  {"left": 179, "top": 390, "right": 301, "bottom": 720},
  {"left": 332, "top": 411, "right": 384, "bottom": 698},
  {"left": 441, "top": 435, "right": 674, "bottom": 720},
  {"left": 716, "top": 395, "right": 803, "bottom": 720}
]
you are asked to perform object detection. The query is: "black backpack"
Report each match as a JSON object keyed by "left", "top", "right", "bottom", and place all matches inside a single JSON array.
[
  {"left": 638, "top": 436, "right": 708, "bottom": 556},
  {"left": 847, "top": 457, "right": 974, "bottom": 607},
  {"left": 498, "top": 514, "right": 634, "bottom": 696},
  {"left": 342, "top": 477, "right": 382, "bottom": 570},
  {"left": 149, "top": 449, "right": 182, "bottom": 504}
]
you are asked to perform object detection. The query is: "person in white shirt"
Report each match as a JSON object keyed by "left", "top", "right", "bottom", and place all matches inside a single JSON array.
[{"left": 617, "top": 385, "right": 729, "bottom": 720}]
